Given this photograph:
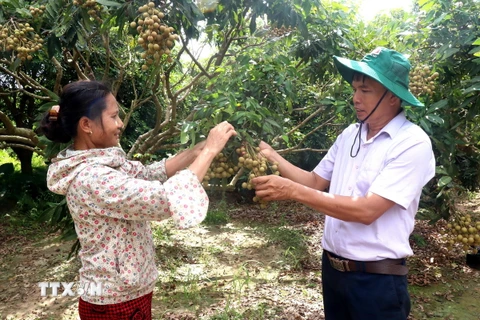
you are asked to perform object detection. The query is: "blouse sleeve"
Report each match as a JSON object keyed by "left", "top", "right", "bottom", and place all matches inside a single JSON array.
[
  {"left": 119, "top": 159, "right": 169, "bottom": 183},
  {"left": 72, "top": 165, "right": 208, "bottom": 229}
]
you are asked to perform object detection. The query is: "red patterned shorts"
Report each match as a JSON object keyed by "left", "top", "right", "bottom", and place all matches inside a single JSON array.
[{"left": 78, "top": 292, "right": 152, "bottom": 320}]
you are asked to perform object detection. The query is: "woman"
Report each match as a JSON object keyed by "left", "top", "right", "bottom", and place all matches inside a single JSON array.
[{"left": 40, "top": 80, "right": 236, "bottom": 319}]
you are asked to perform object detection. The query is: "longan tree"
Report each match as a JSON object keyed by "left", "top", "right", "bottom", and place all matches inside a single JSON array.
[{"left": 0, "top": 0, "right": 319, "bottom": 173}]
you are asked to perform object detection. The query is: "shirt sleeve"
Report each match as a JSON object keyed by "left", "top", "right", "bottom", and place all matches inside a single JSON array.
[
  {"left": 369, "top": 138, "right": 435, "bottom": 210},
  {"left": 313, "top": 127, "right": 349, "bottom": 181},
  {"left": 74, "top": 165, "right": 208, "bottom": 229},
  {"left": 119, "top": 159, "right": 168, "bottom": 183}
]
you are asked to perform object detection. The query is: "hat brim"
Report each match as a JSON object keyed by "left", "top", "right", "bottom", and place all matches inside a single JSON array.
[{"left": 333, "top": 56, "right": 424, "bottom": 108}]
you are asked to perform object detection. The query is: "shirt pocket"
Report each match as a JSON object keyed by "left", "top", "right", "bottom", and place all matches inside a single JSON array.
[{"left": 355, "top": 156, "right": 385, "bottom": 194}]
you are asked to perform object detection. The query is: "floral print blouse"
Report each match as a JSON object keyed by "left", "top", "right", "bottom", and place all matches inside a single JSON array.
[{"left": 47, "top": 146, "right": 208, "bottom": 304}]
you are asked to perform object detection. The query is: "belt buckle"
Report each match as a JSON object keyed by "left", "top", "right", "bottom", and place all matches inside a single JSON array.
[{"left": 329, "top": 256, "right": 349, "bottom": 272}]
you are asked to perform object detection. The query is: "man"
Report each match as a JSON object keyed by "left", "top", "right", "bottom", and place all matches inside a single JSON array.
[{"left": 252, "top": 47, "right": 435, "bottom": 320}]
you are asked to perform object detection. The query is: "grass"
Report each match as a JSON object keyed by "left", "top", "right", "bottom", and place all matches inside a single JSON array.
[
  {"left": 409, "top": 276, "right": 480, "bottom": 320},
  {"left": 209, "top": 302, "right": 272, "bottom": 320},
  {"left": 146, "top": 201, "right": 314, "bottom": 319},
  {"left": 263, "top": 226, "right": 309, "bottom": 270},
  {"left": 202, "top": 200, "right": 230, "bottom": 226}
]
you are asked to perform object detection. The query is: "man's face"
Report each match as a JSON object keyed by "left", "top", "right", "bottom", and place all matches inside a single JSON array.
[{"left": 351, "top": 75, "right": 389, "bottom": 122}]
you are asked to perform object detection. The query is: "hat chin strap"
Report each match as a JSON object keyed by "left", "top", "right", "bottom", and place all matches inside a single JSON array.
[{"left": 350, "top": 90, "right": 388, "bottom": 158}]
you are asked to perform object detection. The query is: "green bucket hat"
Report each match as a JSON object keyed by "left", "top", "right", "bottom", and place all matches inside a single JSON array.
[{"left": 333, "top": 47, "right": 424, "bottom": 107}]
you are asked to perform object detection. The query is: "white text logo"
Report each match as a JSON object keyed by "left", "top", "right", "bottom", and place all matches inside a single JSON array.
[{"left": 38, "top": 282, "right": 103, "bottom": 297}]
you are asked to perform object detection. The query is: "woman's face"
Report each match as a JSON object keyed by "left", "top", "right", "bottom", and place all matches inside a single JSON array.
[{"left": 90, "top": 93, "right": 124, "bottom": 148}]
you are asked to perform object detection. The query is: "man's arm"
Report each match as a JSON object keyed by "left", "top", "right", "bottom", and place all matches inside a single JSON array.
[
  {"left": 257, "top": 141, "right": 330, "bottom": 191},
  {"left": 253, "top": 135, "right": 434, "bottom": 225},
  {"left": 252, "top": 175, "right": 394, "bottom": 225}
]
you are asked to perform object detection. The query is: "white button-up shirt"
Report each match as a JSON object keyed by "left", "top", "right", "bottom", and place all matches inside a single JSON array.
[{"left": 314, "top": 112, "right": 435, "bottom": 261}]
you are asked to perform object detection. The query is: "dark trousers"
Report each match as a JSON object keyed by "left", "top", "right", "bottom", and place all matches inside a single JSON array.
[{"left": 322, "top": 251, "right": 410, "bottom": 320}]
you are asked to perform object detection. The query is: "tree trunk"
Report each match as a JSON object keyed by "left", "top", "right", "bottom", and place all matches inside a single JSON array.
[{"left": 11, "top": 147, "right": 33, "bottom": 174}]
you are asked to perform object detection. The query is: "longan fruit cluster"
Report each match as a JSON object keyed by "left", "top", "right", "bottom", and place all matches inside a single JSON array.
[
  {"left": 267, "top": 25, "right": 294, "bottom": 38},
  {"left": 129, "top": 2, "right": 179, "bottom": 70},
  {"left": 202, "top": 152, "right": 239, "bottom": 187},
  {"left": 237, "top": 143, "right": 280, "bottom": 208},
  {"left": 29, "top": 5, "right": 46, "bottom": 18},
  {"left": 0, "top": 21, "right": 43, "bottom": 62},
  {"left": 445, "top": 213, "right": 480, "bottom": 253},
  {"left": 73, "top": 0, "right": 103, "bottom": 22},
  {"left": 409, "top": 65, "right": 439, "bottom": 97}
]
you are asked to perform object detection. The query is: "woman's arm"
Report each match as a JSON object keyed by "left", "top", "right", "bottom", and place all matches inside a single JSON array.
[{"left": 165, "top": 141, "right": 205, "bottom": 178}]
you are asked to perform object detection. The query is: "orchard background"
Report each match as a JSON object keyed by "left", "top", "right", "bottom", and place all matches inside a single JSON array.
[{"left": 0, "top": 0, "right": 480, "bottom": 319}]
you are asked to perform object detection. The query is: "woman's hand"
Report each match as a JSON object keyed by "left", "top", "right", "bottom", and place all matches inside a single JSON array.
[
  {"left": 204, "top": 121, "right": 237, "bottom": 154},
  {"left": 187, "top": 121, "right": 236, "bottom": 181},
  {"left": 191, "top": 140, "right": 206, "bottom": 157}
]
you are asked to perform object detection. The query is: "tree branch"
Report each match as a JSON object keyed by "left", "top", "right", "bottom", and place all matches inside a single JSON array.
[
  {"left": 0, "top": 142, "right": 42, "bottom": 154},
  {"left": 181, "top": 36, "right": 213, "bottom": 79},
  {"left": 67, "top": 50, "right": 89, "bottom": 80},
  {"left": 0, "top": 135, "right": 37, "bottom": 146},
  {"left": 0, "top": 110, "right": 15, "bottom": 132},
  {"left": 51, "top": 56, "right": 63, "bottom": 95},
  {"left": 276, "top": 147, "right": 328, "bottom": 154},
  {"left": 102, "top": 33, "right": 111, "bottom": 82},
  {"left": 273, "top": 106, "right": 327, "bottom": 143}
]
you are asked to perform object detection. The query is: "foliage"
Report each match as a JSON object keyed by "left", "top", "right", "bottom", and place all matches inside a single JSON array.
[
  {"left": 0, "top": 162, "right": 14, "bottom": 207},
  {"left": 0, "top": 164, "right": 50, "bottom": 214},
  {"left": 406, "top": 0, "right": 480, "bottom": 222}
]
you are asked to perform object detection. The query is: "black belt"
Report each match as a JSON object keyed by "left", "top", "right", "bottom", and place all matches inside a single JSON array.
[{"left": 326, "top": 251, "right": 408, "bottom": 276}]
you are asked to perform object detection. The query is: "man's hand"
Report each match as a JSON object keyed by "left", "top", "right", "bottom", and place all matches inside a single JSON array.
[
  {"left": 251, "top": 175, "right": 295, "bottom": 202},
  {"left": 256, "top": 141, "right": 277, "bottom": 163}
]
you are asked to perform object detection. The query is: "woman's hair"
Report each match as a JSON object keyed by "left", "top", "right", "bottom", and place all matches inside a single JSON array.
[{"left": 40, "top": 80, "right": 112, "bottom": 143}]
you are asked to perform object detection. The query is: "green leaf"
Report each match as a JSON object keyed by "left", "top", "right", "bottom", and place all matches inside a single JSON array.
[
  {"left": 265, "top": 118, "right": 281, "bottom": 129},
  {"left": 335, "top": 101, "right": 347, "bottom": 114},
  {"left": 425, "top": 114, "right": 444, "bottom": 125},
  {"left": 15, "top": 7, "right": 30, "bottom": 17},
  {"left": 441, "top": 47, "right": 459, "bottom": 60},
  {"left": 180, "top": 130, "right": 189, "bottom": 144},
  {"left": 464, "top": 84, "right": 480, "bottom": 94},
  {"left": 468, "top": 45, "right": 480, "bottom": 55},
  {"left": 419, "top": 118, "right": 432, "bottom": 134},
  {"left": 427, "top": 99, "right": 448, "bottom": 113},
  {"left": 96, "top": 0, "right": 122, "bottom": 7},
  {"left": 263, "top": 122, "right": 273, "bottom": 134},
  {"left": 435, "top": 166, "right": 448, "bottom": 175},
  {"left": 11, "top": 57, "right": 21, "bottom": 71},
  {"left": 45, "top": 0, "right": 59, "bottom": 22},
  {"left": 432, "top": 12, "right": 448, "bottom": 26},
  {"left": 46, "top": 35, "right": 62, "bottom": 58},
  {"left": 437, "top": 176, "right": 452, "bottom": 187}
]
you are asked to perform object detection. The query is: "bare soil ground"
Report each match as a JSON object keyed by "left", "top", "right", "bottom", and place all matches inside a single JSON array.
[{"left": 0, "top": 199, "right": 479, "bottom": 320}]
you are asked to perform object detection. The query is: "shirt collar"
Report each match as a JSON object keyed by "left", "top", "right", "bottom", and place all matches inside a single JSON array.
[
  {"left": 381, "top": 111, "right": 407, "bottom": 138},
  {"left": 361, "top": 110, "right": 407, "bottom": 141}
]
